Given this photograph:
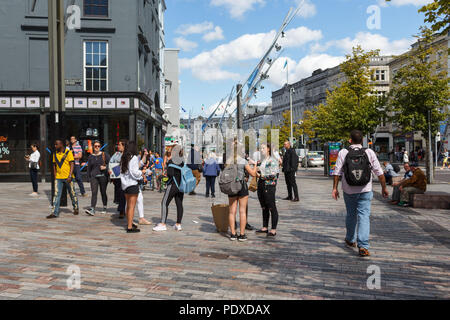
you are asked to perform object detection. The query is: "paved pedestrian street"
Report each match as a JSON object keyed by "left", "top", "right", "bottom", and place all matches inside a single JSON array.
[{"left": 0, "top": 169, "right": 449, "bottom": 300}]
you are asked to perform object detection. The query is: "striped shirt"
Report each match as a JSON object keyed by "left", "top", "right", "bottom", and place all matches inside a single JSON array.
[{"left": 72, "top": 142, "right": 83, "bottom": 165}]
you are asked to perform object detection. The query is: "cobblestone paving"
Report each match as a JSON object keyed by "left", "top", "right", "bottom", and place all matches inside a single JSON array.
[{"left": 0, "top": 169, "right": 449, "bottom": 300}]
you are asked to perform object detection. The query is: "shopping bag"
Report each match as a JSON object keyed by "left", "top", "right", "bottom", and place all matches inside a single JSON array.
[
  {"left": 248, "top": 176, "right": 258, "bottom": 192},
  {"left": 211, "top": 204, "right": 229, "bottom": 233}
]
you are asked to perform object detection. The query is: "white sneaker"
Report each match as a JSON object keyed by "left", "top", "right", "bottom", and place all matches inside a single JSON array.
[
  {"left": 173, "top": 224, "right": 183, "bottom": 231},
  {"left": 152, "top": 224, "right": 167, "bottom": 232},
  {"left": 30, "top": 193, "right": 38, "bottom": 197}
]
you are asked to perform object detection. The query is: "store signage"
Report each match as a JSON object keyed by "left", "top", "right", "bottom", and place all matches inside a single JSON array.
[
  {"left": 140, "top": 101, "right": 150, "bottom": 114},
  {"left": 65, "top": 79, "right": 82, "bottom": 86},
  {"left": 0, "top": 136, "right": 10, "bottom": 164},
  {"left": 328, "top": 142, "right": 341, "bottom": 176}
]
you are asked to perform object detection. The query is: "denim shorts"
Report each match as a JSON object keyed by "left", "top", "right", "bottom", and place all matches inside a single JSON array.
[
  {"left": 228, "top": 182, "right": 249, "bottom": 198},
  {"left": 124, "top": 185, "right": 140, "bottom": 195}
]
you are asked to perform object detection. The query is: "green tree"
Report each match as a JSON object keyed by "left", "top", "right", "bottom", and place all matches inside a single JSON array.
[
  {"left": 387, "top": 29, "right": 450, "bottom": 183},
  {"left": 271, "top": 110, "right": 303, "bottom": 149},
  {"left": 305, "top": 46, "right": 384, "bottom": 143}
]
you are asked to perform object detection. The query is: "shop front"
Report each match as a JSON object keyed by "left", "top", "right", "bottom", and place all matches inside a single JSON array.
[
  {"left": 374, "top": 137, "right": 389, "bottom": 161},
  {"left": 0, "top": 114, "right": 41, "bottom": 175},
  {"left": 0, "top": 92, "right": 167, "bottom": 181}
]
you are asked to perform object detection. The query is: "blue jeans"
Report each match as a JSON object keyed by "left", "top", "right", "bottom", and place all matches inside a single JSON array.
[
  {"left": 52, "top": 179, "right": 79, "bottom": 217},
  {"left": 343, "top": 191, "right": 373, "bottom": 250},
  {"left": 73, "top": 164, "right": 86, "bottom": 195}
]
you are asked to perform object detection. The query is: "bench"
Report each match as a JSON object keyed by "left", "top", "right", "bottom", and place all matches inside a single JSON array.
[{"left": 410, "top": 192, "right": 450, "bottom": 210}]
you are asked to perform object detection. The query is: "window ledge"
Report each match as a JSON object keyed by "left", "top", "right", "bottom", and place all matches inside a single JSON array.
[{"left": 81, "top": 17, "right": 112, "bottom": 21}]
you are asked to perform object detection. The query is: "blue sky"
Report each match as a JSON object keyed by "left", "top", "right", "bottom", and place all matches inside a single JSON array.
[{"left": 164, "top": 0, "right": 432, "bottom": 118}]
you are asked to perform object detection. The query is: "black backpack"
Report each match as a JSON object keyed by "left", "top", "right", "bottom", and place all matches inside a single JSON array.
[
  {"left": 343, "top": 148, "right": 372, "bottom": 186},
  {"left": 393, "top": 164, "right": 401, "bottom": 174}
]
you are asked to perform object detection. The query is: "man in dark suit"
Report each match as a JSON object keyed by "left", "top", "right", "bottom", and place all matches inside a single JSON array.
[{"left": 282, "top": 141, "right": 299, "bottom": 202}]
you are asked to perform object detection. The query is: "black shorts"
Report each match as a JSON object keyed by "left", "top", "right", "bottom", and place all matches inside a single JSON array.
[
  {"left": 228, "top": 182, "right": 249, "bottom": 198},
  {"left": 124, "top": 185, "right": 140, "bottom": 195}
]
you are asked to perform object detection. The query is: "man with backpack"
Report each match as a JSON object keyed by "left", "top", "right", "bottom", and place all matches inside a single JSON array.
[
  {"left": 282, "top": 141, "right": 299, "bottom": 202},
  {"left": 331, "top": 130, "right": 388, "bottom": 257}
]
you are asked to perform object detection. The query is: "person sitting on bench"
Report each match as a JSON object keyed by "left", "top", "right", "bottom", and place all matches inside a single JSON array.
[
  {"left": 383, "top": 161, "right": 400, "bottom": 185},
  {"left": 397, "top": 165, "right": 427, "bottom": 207},
  {"left": 390, "top": 163, "right": 413, "bottom": 205}
]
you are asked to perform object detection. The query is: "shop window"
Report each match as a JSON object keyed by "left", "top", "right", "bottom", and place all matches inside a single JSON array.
[
  {"left": 84, "top": 0, "right": 109, "bottom": 17},
  {"left": 84, "top": 41, "right": 108, "bottom": 91}
]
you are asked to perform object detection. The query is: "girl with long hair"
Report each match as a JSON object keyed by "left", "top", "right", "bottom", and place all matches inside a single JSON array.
[
  {"left": 120, "top": 141, "right": 146, "bottom": 233},
  {"left": 226, "top": 139, "right": 257, "bottom": 242},
  {"left": 25, "top": 144, "right": 40, "bottom": 196},
  {"left": 153, "top": 145, "right": 185, "bottom": 232},
  {"left": 256, "top": 143, "right": 280, "bottom": 237}
]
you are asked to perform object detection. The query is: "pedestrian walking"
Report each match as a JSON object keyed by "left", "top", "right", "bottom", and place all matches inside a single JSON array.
[
  {"left": 331, "top": 130, "right": 389, "bottom": 257},
  {"left": 403, "top": 151, "right": 409, "bottom": 164},
  {"left": 147, "top": 150, "right": 156, "bottom": 190},
  {"left": 70, "top": 136, "right": 87, "bottom": 198},
  {"left": 256, "top": 144, "right": 280, "bottom": 237},
  {"left": 153, "top": 145, "right": 186, "bottom": 232},
  {"left": 154, "top": 152, "right": 164, "bottom": 192},
  {"left": 85, "top": 141, "right": 110, "bottom": 216},
  {"left": 120, "top": 141, "right": 146, "bottom": 233},
  {"left": 203, "top": 152, "right": 221, "bottom": 198},
  {"left": 282, "top": 141, "right": 299, "bottom": 202},
  {"left": 47, "top": 139, "right": 79, "bottom": 219},
  {"left": 109, "top": 140, "right": 126, "bottom": 219},
  {"left": 221, "top": 140, "right": 257, "bottom": 242},
  {"left": 441, "top": 149, "right": 449, "bottom": 170},
  {"left": 25, "top": 144, "right": 40, "bottom": 196}
]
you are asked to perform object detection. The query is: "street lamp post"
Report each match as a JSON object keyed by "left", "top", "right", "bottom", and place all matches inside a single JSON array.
[
  {"left": 428, "top": 109, "right": 434, "bottom": 184},
  {"left": 289, "top": 87, "right": 294, "bottom": 147}
]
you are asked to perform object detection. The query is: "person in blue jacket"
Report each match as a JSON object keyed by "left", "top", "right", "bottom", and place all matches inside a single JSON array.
[{"left": 203, "top": 152, "right": 221, "bottom": 198}]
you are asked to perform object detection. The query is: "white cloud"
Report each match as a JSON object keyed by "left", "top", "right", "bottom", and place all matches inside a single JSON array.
[
  {"left": 378, "top": 0, "right": 433, "bottom": 7},
  {"left": 207, "top": 99, "right": 236, "bottom": 117},
  {"left": 211, "top": 0, "right": 265, "bottom": 19},
  {"left": 327, "top": 32, "right": 414, "bottom": 56},
  {"left": 268, "top": 54, "right": 345, "bottom": 87},
  {"left": 174, "top": 37, "right": 198, "bottom": 52},
  {"left": 203, "top": 26, "right": 225, "bottom": 42},
  {"left": 296, "top": 0, "right": 317, "bottom": 18},
  {"left": 176, "top": 21, "right": 214, "bottom": 36},
  {"left": 179, "top": 26, "right": 323, "bottom": 81}
]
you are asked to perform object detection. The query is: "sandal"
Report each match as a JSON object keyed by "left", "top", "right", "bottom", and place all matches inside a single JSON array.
[
  {"left": 256, "top": 229, "right": 268, "bottom": 234},
  {"left": 139, "top": 218, "right": 152, "bottom": 225}
]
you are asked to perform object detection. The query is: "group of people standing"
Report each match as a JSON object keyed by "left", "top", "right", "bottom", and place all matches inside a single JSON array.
[{"left": 32, "top": 136, "right": 302, "bottom": 240}]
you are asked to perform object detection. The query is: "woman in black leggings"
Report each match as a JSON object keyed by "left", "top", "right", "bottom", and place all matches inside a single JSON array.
[
  {"left": 153, "top": 145, "right": 185, "bottom": 232},
  {"left": 256, "top": 144, "right": 280, "bottom": 237}
]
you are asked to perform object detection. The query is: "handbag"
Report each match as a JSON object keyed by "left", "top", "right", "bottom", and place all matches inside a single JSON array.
[
  {"left": 30, "top": 161, "right": 38, "bottom": 170},
  {"left": 248, "top": 176, "right": 258, "bottom": 192}
]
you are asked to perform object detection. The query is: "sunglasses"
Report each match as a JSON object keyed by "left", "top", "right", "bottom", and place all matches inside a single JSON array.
[{"left": 94, "top": 145, "right": 101, "bottom": 148}]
